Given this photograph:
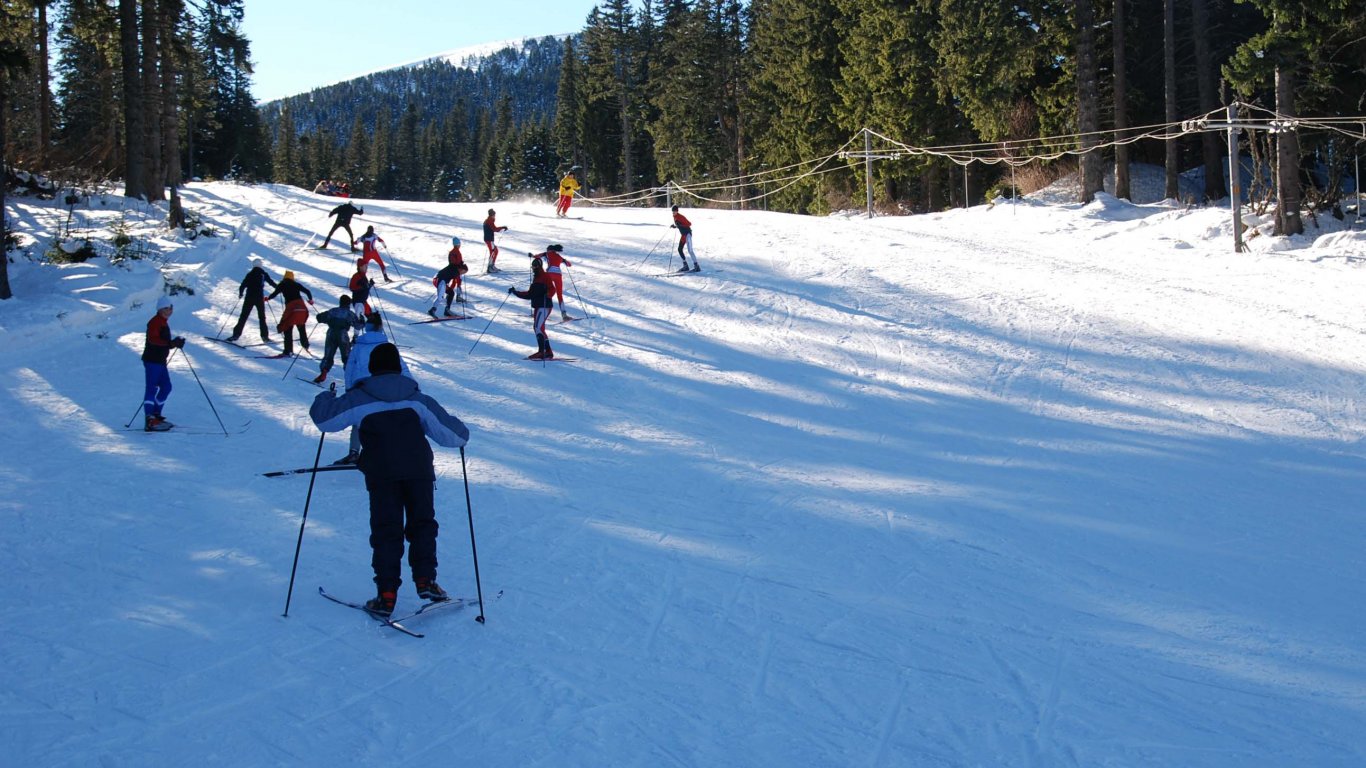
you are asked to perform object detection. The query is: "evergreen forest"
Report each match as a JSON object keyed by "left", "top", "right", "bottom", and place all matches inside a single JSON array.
[{"left": 4, "top": 0, "right": 1366, "bottom": 227}]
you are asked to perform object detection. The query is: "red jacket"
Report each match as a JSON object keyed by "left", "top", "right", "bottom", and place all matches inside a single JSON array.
[{"left": 141, "top": 314, "right": 173, "bottom": 364}]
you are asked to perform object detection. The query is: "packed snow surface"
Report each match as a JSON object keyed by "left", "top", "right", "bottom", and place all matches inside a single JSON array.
[{"left": 2, "top": 177, "right": 1364, "bottom": 766}]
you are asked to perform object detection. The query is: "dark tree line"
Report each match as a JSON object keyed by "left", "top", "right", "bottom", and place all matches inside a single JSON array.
[
  {"left": 6, "top": 0, "right": 1366, "bottom": 262},
  {"left": 541, "top": 0, "right": 1361, "bottom": 219},
  {"left": 3, "top": 0, "right": 265, "bottom": 198},
  {"left": 261, "top": 37, "right": 565, "bottom": 202}
]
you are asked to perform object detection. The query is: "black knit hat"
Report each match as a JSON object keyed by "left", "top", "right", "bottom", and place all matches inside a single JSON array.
[{"left": 369, "top": 343, "right": 401, "bottom": 375}]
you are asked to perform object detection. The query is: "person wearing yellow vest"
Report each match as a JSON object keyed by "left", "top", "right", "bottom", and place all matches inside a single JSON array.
[{"left": 555, "top": 170, "right": 581, "bottom": 218}]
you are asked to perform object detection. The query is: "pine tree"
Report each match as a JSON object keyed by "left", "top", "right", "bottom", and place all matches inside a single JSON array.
[
  {"left": 553, "top": 36, "right": 584, "bottom": 172},
  {"left": 1076, "top": 0, "right": 1103, "bottom": 203},
  {"left": 271, "top": 104, "right": 300, "bottom": 185},
  {"left": 119, "top": 0, "right": 145, "bottom": 199},
  {"left": 832, "top": 0, "right": 956, "bottom": 212},
  {"left": 0, "top": 0, "right": 31, "bottom": 299},
  {"left": 54, "top": 0, "right": 121, "bottom": 176},
  {"left": 580, "top": 2, "right": 642, "bottom": 192},
  {"left": 1112, "top": 0, "right": 1130, "bottom": 201},
  {"left": 931, "top": 0, "right": 1070, "bottom": 145},
  {"left": 344, "top": 113, "right": 369, "bottom": 193},
  {"left": 1189, "top": 0, "right": 1224, "bottom": 201},
  {"left": 368, "top": 115, "right": 394, "bottom": 199},
  {"left": 394, "top": 101, "right": 422, "bottom": 199},
  {"left": 744, "top": 0, "right": 844, "bottom": 213}
]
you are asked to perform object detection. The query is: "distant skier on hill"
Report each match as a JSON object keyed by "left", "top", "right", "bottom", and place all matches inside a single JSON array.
[
  {"left": 483, "top": 209, "right": 508, "bottom": 273},
  {"left": 555, "top": 170, "right": 581, "bottom": 218},
  {"left": 671, "top": 205, "right": 701, "bottom": 273},
  {"left": 354, "top": 226, "right": 392, "bottom": 282},
  {"left": 321, "top": 201, "right": 363, "bottom": 250}
]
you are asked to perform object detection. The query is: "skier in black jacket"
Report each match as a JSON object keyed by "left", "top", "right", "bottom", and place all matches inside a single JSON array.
[
  {"left": 321, "top": 201, "right": 364, "bottom": 251},
  {"left": 227, "top": 257, "right": 278, "bottom": 343},
  {"left": 309, "top": 342, "right": 470, "bottom": 617}
]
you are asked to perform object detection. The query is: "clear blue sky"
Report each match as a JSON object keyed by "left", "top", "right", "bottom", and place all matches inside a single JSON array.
[{"left": 241, "top": 1, "right": 612, "bottom": 103}]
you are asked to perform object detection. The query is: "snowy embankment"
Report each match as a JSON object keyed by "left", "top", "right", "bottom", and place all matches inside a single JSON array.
[{"left": 1, "top": 177, "right": 1364, "bottom": 767}]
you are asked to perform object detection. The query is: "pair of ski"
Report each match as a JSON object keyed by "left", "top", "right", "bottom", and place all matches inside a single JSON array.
[
  {"left": 318, "top": 586, "right": 468, "bottom": 638},
  {"left": 205, "top": 335, "right": 272, "bottom": 349},
  {"left": 128, "top": 420, "right": 251, "bottom": 435},
  {"left": 411, "top": 313, "right": 471, "bottom": 325},
  {"left": 261, "top": 464, "right": 357, "bottom": 477}
]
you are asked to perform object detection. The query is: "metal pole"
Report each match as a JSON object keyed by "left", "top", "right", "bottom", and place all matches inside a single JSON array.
[
  {"left": 865, "top": 129, "right": 874, "bottom": 219},
  {"left": 1228, "top": 105, "right": 1245, "bottom": 253},
  {"left": 283, "top": 387, "right": 334, "bottom": 617},
  {"left": 1356, "top": 134, "right": 1362, "bottom": 227},
  {"left": 963, "top": 164, "right": 969, "bottom": 209},
  {"left": 459, "top": 447, "right": 487, "bottom": 624}
]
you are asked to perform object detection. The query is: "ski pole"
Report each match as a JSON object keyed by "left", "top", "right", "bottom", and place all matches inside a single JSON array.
[
  {"left": 637, "top": 228, "right": 671, "bottom": 269},
  {"left": 283, "top": 383, "right": 334, "bottom": 618},
  {"left": 179, "top": 347, "right": 230, "bottom": 436},
  {"left": 460, "top": 446, "right": 486, "bottom": 624},
  {"left": 565, "top": 266, "right": 592, "bottom": 320},
  {"left": 366, "top": 283, "right": 402, "bottom": 347},
  {"left": 124, "top": 401, "right": 146, "bottom": 429},
  {"left": 468, "top": 289, "right": 512, "bottom": 355},
  {"left": 380, "top": 243, "right": 404, "bottom": 279}
]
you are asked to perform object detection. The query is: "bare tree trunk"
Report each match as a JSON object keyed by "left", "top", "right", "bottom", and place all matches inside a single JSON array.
[
  {"left": 140, "top": 0, "right": 164, "bottom": 202},
  {"left": 1113, "top": 0, "right": 1130, "bottom": 200},
  {"left": 120, "top": 0, "right": 145, "bottom": 200},
  {"left": 36, "top": 0, "right": 50, "bottom": 170},
  {"left": 619, "top": 89, "right": 632, "bottom": 193},
  {"left": 1274, "top": 65, "right": 1303, "bottom": 235},
  {"left": 1163, "top": 0, "right": 1179, "bottom": 200},
  {"left": 1190, "top": 0, "right": 1225, "bottom": 201},
  {"left": 1076, "top": 0, "right": 1103, "bottom": 203},
  {"left": 159, "top": 0, "right": 180, "bottom": 190},
  {"left": 0, "top": 71, "right": 11, "bottom": 299}
]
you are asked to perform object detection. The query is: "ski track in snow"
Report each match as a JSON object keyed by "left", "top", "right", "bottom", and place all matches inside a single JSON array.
[{"left": 2, "top": 179, "right": 1366, "bottom": 766}]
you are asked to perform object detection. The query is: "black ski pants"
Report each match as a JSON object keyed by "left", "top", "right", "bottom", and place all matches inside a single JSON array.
[
  {"left": 365, "top": 476, "right": 439, "bottom": 593},
  {"left": 232, "top": 295, "right": 270, "bottom": 340}
]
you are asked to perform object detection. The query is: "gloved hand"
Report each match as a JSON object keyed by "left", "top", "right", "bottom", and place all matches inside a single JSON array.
[
  {"left": 564, "top": 260, "right": 572, "bottom": 268},
  {"left": 172, "top": 337, "right": 186, "bottom": 349},
  {"left": 368, "top": 279, "right": 375, "bottom": 288},
  {"left": 308, "top": 299, "right": 314, "bottom": 306},
  {"left": 670, "top": 224, "right": 676, "bottom": 229},
  {"left": 507, "top": 287, "right": 515, "bottom": 294}
]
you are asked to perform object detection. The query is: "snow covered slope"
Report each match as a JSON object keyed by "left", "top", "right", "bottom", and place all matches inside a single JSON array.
[{"left": 2, "top": 180, "right": 1364, "bottom": 766}]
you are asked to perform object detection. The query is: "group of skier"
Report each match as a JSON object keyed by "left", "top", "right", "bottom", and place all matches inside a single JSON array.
[{"left": 137, "top": 178, "right": 703, "bottom": 619}]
